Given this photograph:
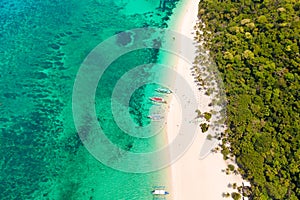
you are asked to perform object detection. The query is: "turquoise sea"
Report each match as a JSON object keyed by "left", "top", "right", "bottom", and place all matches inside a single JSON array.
[{"left": 0, "top": 0, "right": 180, "bottom": 199}]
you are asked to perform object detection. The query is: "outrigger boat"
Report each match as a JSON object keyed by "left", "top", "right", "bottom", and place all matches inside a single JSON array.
[
  {"left": 151, "top": 189, "right": 169, "bottom": 195},
  {"left": 151, "top": 186, "right": 169, "bottom": 196},
  {"left": 147, "top": 114, "right": 164, "bottom": 121},
  {"left": 155, "top": 87, "right": 172, "bottom": 94},
  {"left": 149, "top": 97, "right": 166, "bottom": 103}
]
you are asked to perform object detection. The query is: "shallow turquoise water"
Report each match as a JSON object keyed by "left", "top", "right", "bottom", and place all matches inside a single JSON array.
[{"left": 0, "top": 0, "right": 179, "bottom": 199}]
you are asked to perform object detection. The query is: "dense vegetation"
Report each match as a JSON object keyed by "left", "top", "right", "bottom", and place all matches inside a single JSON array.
[{"left": 197, "top": 0, "right": 300, "bottom": 199}]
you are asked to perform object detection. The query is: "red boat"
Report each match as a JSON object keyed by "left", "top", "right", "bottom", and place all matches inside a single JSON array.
[{"left": 149, "top": 97, "right": 166, "bottom": 103}]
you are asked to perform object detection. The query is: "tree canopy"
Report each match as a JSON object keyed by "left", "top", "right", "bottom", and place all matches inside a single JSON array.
[{"left": 197, "top": 0, "right": 300, "bottom": 199}]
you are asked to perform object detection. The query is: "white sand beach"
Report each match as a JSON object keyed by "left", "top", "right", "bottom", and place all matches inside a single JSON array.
[{"left": 164, "top": 0, "right": 244, "bottom": 199}]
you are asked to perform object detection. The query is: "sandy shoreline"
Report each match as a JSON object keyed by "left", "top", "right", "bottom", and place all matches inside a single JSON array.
[{"left": 163, "top": 0, "right": 245, "bottom": 199}]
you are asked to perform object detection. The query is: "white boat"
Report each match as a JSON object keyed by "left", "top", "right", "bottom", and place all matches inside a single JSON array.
[
  {"left": 151, "top": 189, "right": 169, "bottom": 195},
  {"left": 155, "top": 88, "right": 172, "bottom": 94},
  {"left": 147, "top": 114, "right": 164, "bottom": 121}
]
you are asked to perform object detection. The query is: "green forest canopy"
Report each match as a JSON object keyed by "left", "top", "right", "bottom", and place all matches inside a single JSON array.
[{"left": 197, "top": 0, "right": 300, "bottom": 199}]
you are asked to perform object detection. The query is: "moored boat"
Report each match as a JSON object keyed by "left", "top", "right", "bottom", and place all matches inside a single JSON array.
[
  {"left": 155, "top": 87, "right": 172, "bottom": 94},
  {"left": 147, "top": 114, "right": 164, "bottom": 121},
  {"left": 149, "top": 97, "right": 166, "bottom": 103},
  {"left": 151, "top": 189, "right": 169, "bottom": 195}
]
